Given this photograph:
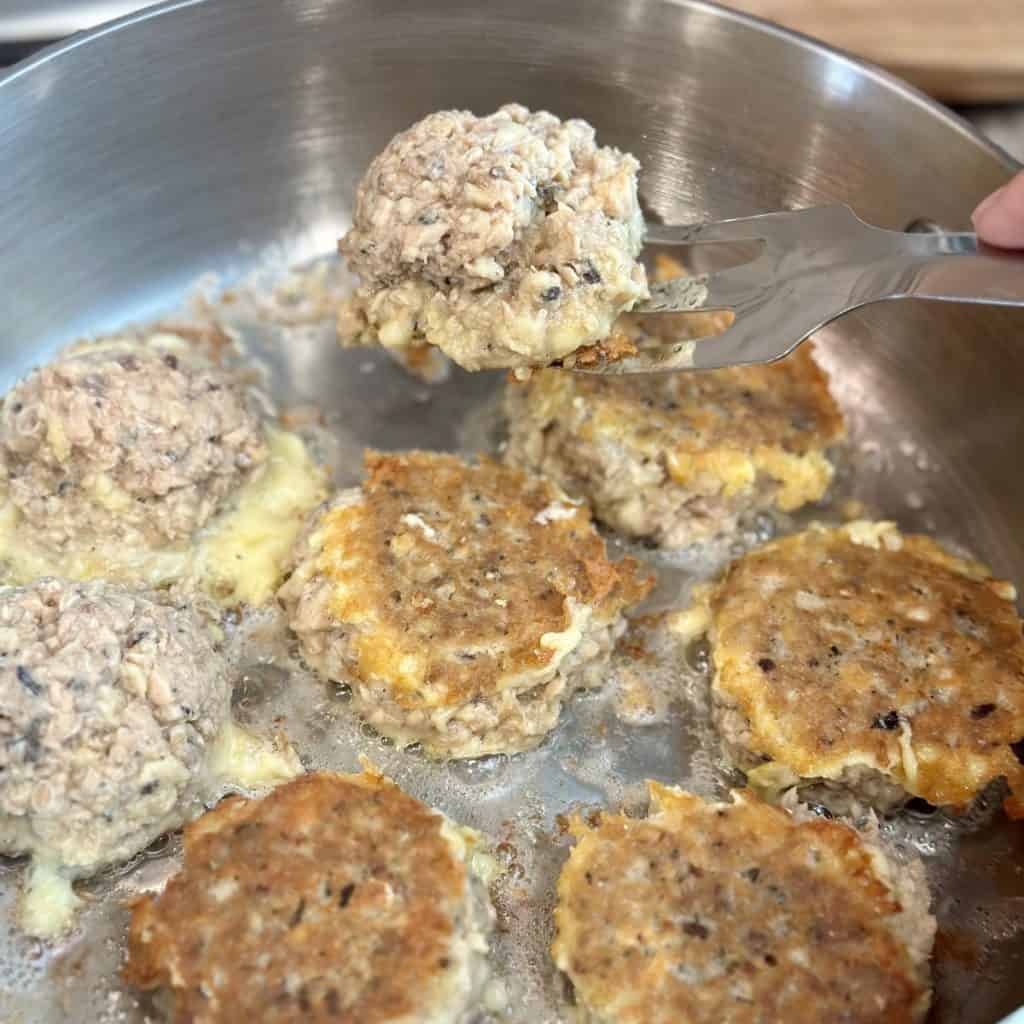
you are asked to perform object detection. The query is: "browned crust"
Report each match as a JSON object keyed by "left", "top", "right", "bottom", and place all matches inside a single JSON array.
[
  {"left": 311, "top": 450, "right": 651, "bottom": 709},
  {"left": 401, "top": 342, "right": 437, "bottom": 373},
  {"left": 553, "top": 784, "right": 927, "bottom": 1024},
  {"left": 510, "top": 339, "right": 843, "bottom": 460},
  {"left": 709, "top": 525, "right": 1024, "bottom": 808},
  {"left": 124, "top": 770, "right": 469, "bottom": 1023},
  {"left": 564, "top": 328, "right": 639, "bottom": 368}
]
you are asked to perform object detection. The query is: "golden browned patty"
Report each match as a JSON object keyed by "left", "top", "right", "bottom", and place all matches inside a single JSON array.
[
  {"left": 279, "top": 450, "right": 651, "bottom": 758},
  {"left": 699, "top": 521, "right": 1024, "bottom": 812},
  {"left": 504, "top": 256, "right": 844, "bottom": 548},
  {"left": 553, "top": 783, "right": 934, "bottom": 1024},
  {"left": 124, "top": 769, "right": 494, "bottom": 1024}
]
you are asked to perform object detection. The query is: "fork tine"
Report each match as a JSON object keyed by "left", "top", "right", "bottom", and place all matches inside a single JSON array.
[
  {"left": 644, "top": 211, "right": 787, "bottom": 247},
  {"left": 686, "top": 321, "right": 798, "bottom": 371},
  {"left": 587, "top": 321, "right": 802, "bottom": 375},
  {"left": 645, "top": 204, "right": 857, "bottom": 247},
  {"left": 586, "top": 339, "right": 703, "bottom": 374},
  {"left": 640, "top": 262, "right": 768, "bottom": 314},
  {"left": 587, "top": 204, "right": 864, "bottom": 374}
]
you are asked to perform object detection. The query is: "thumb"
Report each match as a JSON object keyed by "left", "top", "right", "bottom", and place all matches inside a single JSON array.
[{"left": 972, "top": 170, "right": 1024, "bottom": 248}]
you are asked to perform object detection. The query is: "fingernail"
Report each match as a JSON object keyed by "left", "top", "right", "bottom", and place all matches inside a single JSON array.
[{"left": 972, "top": 184, "right": 1007, "bottom": 229}]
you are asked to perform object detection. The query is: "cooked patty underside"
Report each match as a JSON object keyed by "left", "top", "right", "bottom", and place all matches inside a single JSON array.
[
  {"left": 712, "top": 692, "right": 924, "bottom": 816},
  {"left": 506, "top": 410, "right": 796, "bottom": 547},
  {"left": 309, "top": 612, "right": 623, "bottom": 759}
]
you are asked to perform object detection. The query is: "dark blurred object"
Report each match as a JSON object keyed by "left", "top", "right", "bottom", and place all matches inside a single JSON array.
[
  {"left": 0, "top": 2, "right": 158, "bottom": 64},
  {"left": 725, "top": 0, "right": 1024, "bottom": 103},
  {"left": 0, "top": 40, "right": 49, "bottom": 65}
]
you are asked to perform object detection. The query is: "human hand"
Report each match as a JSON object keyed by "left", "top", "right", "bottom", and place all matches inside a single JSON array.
[{"left": 971, "top": 170, "right": 1024, "bottom": 248}]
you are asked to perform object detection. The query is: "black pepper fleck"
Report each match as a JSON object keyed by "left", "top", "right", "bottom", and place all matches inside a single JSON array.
[
  {"left": 1011, "top": 738, "right": 1024, "bottom": 766},
  {"left": 540, "top": 286, "right": 562, "bottom": 302},
  {"left": 806, "top": 802, "right": 834, "bottom": 820},
  {"left": 16, "top": 666, "right": 42, "bottom": 696},
  {"left": 537, "top": 185, "right": 558, "bottom": 213},
  {"left": 682, "top": 920, "right": 710, "bottom": 939},
  {"left": 163, "top": 354, "right": 179, "bottom": 370},
  {"left": 872, "top": 710, "right": 900, "bottom": 731},
  {"left": 339, "top": 882, "right": 356, "bottom": 908},
  {"left": 289, "top": 898, "right": 306, "bottom": 927},
  {"left": 971, "top": 703, "right": 997, "bottom": 720},
  {"left": 757, "top": 658, "right": 776, "bottom": 673},
  {"left": 20, "top": 717, "right": 44, "bottom": 763},
  {"left": 581, "top": 264, "right": 602, "bottom": 284},
  {"left": 141, "top": 781, "right": 158, "bottom": 796}
]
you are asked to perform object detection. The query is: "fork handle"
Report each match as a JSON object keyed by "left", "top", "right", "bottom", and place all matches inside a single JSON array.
[{"left": 888, "top": 231, "right": 1024, "bottom": 307}]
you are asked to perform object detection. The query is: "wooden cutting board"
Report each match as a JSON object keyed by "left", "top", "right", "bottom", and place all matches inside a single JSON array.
[{"left": 722, "top": 1, "right": 1024, "bottom": 103}]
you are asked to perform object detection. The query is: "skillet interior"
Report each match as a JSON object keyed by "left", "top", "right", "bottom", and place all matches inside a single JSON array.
[{"left": 0, "top": 1, "right": 1022, "bottom": 1020}]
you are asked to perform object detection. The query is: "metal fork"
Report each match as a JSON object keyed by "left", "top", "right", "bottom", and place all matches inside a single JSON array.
[{"left": 582, "top": 204, "right": 1024, "bottom": 374}]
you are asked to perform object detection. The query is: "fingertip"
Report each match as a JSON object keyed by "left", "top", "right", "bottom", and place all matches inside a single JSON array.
[
  {"left": 972, "top": 171, "right": 1024, "bottom": 249},
  {"left": 971, "top": 185, "right": 1005, "bottom": 228}
]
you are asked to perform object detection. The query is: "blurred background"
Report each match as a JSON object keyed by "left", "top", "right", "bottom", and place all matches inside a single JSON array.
[{"left": 1, "top": 0, "right": 1022, "bottom": 161}]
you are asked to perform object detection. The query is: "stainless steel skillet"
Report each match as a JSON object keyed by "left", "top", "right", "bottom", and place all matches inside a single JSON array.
[{"left": 0, "top": 1, "right": 1022, "bottom": 1021}]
